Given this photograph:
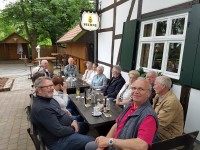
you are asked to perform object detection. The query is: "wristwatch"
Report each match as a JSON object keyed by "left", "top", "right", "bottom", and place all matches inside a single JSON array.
[{"left": 109, "top": 138, "right": 114, "bottom": 146}]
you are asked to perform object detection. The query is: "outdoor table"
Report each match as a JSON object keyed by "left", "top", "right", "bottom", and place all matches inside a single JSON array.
[
  {"left": 69, "top": 93, "right": 122, "bottom": 135},
  {"left": 35, "top": 57, "right": 56, "bottom": 74},
  {"left": 67, "top": 78, "right": 90, "bottom": 94}
]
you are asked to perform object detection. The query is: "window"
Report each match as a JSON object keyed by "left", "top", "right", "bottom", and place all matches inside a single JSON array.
[{"left": 137, "top": 13, "right": 188, "bottom": 79}]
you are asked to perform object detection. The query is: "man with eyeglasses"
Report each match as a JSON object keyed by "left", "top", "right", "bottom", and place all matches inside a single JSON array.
[
  {"left": 85, "top": 78, "right": 158, "bottom": 150},
  {"left": 152, "top": 75, "right": 184, "bottom": 142},
  {"left": 31, "top": 77, "right": 94, "bottom": 150}
]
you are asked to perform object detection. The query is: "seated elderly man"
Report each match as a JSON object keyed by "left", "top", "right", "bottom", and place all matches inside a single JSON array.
[
  {"left": 32, "top": 60, "right": 51, "bottom": 77},
  {"left": 64, "top": 57, "right": 79, "bottom": 78},
  {"left": 116, "top": 70, "right": 140, "bottom": 107},
  {"left": 146, "top": 71, "right": 157, "bottom": 104},
  {"left": 85, "top": 78, "right": 158, "bottom": 150},
  {"left": 103, "top": 65, "right": 125, "bottom": 100},
  {"left": 31, "top": 77, "right": 94, "bottom": 150},
  {"left": 152, "top": 75, "right": 184, "bottom": 141},
  {"left": 91, "top": 66, "right": 107, "bottom": 91},
  {"left": 82, "top": 61, "right": 95, "bottom": 84}
]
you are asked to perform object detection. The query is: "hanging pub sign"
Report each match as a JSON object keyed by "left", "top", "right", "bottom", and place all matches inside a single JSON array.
[{"left": 80, "top": 10, "right": 100, "bottom": 31}]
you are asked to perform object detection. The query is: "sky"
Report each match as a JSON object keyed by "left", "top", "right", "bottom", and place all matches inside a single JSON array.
[{"left": 0, "top": 0, "right": 17, "bottom": 10}]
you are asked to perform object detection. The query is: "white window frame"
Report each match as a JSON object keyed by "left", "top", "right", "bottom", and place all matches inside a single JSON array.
[{"left": 136, "top": 13, "right": 188, "bottom": 79}]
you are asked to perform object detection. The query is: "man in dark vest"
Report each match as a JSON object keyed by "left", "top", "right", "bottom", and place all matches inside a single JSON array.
[{"left": 85, "top": 78, "right": 158, "bottom": 150}]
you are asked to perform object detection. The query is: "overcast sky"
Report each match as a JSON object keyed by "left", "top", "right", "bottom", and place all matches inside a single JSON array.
[{"left": 0, "top": 0, "right": 17, "bottom": 10}]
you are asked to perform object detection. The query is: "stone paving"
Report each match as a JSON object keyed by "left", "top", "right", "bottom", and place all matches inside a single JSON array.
[{"left": 0, "top": 64, "right": 34, "bottom": 150}]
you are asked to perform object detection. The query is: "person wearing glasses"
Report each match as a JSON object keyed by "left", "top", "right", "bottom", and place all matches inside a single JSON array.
[
  {"left": 152, "top": 75, "right": 184, "bottom": 142},
  {"left": 116, "top": 70, "right": 140, "bottom": 107},
  {"left": 31, "top": 77, "right": 94, "bottom": 150},
  {"left": 85, "top": 78, "right": 158, "bottom": 150}
]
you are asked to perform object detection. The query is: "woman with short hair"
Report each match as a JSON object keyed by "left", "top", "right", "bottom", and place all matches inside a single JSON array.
[{"left": 116, "top": 70, "right": 140, "bottom": 106}]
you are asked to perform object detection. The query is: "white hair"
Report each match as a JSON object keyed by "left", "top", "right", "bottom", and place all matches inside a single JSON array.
[
  {"left": 113, "top": 65, "right": 122, "bottom": 73},
  {"left": 156, "top": 76, "right": 172, "bottom": 89},
  {"left": 97, "top": 66, "right": 104, "bottom": 72}
]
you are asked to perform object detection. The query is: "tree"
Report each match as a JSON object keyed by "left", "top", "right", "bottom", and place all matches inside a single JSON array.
[{"left": 0, "top": 0, "right": 92, "bottom": 58}]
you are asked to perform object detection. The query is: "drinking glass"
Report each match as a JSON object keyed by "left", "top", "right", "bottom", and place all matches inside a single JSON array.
[
  {"left": 76, "top": 87, "right": 80, "bottom": 96},
  {"left": 106, "top": 98, "right": 111, "bottom": 115},
  {"left": 86, "top": 96, "right": 91, "bottom": 105}
]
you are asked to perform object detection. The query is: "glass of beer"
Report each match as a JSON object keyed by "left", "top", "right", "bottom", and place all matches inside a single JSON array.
[
  {"left": 86, "top": 97, "right": 91, "bottom": 105},
  {"left": 106, "top": 98, "right": 111, "bottom": 115},
  {"left": 76, "top": 87, "right": 80, "bottom": 97}
]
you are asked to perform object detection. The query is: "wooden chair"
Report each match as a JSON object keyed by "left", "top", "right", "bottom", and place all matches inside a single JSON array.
[
  {"left": 150, "top": 131, "right": 199, "bottom": 150},
  {"left": 27, "top": 127, "right": 47, "bottom": 150},
  {"left": 26, "top": 94, "right": 48, "bottom": 150}
]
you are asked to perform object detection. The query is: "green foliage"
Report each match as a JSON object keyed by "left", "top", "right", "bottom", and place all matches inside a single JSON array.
[
  {"left": 137, "top": 67, "right": 162, "bottom": 77},
  {"left": 137, "top": 67, "right": 147, "bottom": 77},
  {"left": 0, "top": 0, "right": 93, "bottom": 45},
  {"left": 0, "top": 14, "right": 16, "bottom": 40}
]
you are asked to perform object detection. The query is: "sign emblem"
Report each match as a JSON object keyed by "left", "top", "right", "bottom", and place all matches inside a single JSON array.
[{"left": 80, "top": 11, "right": 100, "bottom": 31}]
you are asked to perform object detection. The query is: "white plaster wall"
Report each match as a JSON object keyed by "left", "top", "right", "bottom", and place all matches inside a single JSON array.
[
  {"left": 99, "top": 0, "right": 114, "bottom": 10},
  {"left": 115, "top": 0, "right": 132, "bottom": 35},
  {"left": 130, "top": 0, "right": 139, "bottom": 20},
  {"left": 98, "top": 32, "right": 113, "bottom": 64},
  {"left": 142, "top": 0, "right": 192, "bottom": 14},
  {"left": 171, "top": 84, "right": 181, "bottom": 100},
  {"left": 100, "top": 9, "right": 114, "bottom": 29},
  {"left": 184, "top": 88, "right": 200, "bottom": 141},
  {"left": 121, "top": 71, "right": 128, "bottom": 81},
  {"left": 113, "top": 39, "right": 121, "bottom": 65}
]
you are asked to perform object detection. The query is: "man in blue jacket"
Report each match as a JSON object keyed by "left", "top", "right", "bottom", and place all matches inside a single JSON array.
[
  {"left": 103, "top": 65, "right": 125, "bottom": 100},
  {"left": 31, "top": 77, "right": 94, "bottom": 150}
]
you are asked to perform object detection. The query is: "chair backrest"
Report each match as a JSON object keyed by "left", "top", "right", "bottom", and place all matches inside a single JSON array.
[
  {"left": 26, "top": 94, "right": 47, "bottom": 150},
  {"left": 151, "top": 131, "right": 199, "bottom": 150}
]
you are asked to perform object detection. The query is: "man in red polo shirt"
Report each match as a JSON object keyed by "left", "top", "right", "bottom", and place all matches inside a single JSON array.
[{"left": 85, "top": 78, "right": 158, "bottom": 150}]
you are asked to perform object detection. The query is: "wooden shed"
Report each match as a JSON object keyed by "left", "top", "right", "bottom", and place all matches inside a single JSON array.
[
  {"left": 0, "top": 33, "right": 29, "bottom": 60},
  {"left": 56, "top": 24, "right": 94, "bottom": 74}
]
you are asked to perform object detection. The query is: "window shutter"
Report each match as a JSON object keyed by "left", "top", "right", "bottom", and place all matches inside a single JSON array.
[
  {"left": 180, "top": 4, "right": 200, "bottom": 89},
  {"left": 120, "top": 19, "right": 139, "bottom": 71}
]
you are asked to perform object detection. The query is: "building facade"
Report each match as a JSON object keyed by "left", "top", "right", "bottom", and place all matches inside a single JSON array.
[{"left": 96, "top": 0, "right": 200, "bottom": 141}]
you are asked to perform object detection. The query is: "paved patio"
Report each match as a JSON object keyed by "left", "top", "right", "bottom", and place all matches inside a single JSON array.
[{"left": 0, "top": 64, "right": 34, "bottom": 150}]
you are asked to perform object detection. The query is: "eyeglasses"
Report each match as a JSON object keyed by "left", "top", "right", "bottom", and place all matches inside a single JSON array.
[
  {"left": 131, "top": 87, "right": 149, "bottom": 92},
  {"left": 39, "top": 84, "right": 54, "bottom": 89}
]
